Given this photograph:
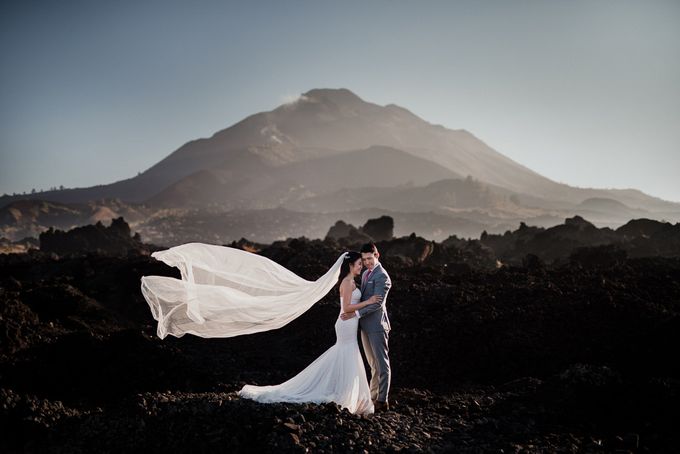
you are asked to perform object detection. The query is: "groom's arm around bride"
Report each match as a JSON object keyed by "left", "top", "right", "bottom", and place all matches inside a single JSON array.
[
  {"left": 355, "top": 269, "right": 391, "bottom": 319},
  {"left": 340, "top": 246, "right": 391, "bottom": 322}
]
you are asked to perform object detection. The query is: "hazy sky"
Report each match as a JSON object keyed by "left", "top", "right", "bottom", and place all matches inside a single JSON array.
[{"left": 1, "top": 0, "right": 679, "bottom": 202}]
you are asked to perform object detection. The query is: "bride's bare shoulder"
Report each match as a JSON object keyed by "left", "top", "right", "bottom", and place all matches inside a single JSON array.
[{"left": 340, "top": 277, "right": 354, "bottom": 293}]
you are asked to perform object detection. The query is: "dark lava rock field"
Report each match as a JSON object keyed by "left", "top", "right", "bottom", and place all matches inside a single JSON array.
[{"left": 1, "top": 218, "right": 679, "bottom": 452}]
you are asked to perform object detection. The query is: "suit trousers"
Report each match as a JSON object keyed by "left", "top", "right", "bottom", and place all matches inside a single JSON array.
[{"left": 360, "top": 328, "right": 391, "bottom": 403}]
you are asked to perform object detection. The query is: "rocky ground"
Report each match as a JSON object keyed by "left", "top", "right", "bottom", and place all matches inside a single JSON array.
[{"left": 1, "top": 235, "right": 679, "bottom": 452}]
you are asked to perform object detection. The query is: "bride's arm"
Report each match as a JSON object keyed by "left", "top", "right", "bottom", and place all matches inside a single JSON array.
[
  {"left": 356, "top": 272, "right": 391, "bottom": 318},
  {"left": 357, "top": 294, "right": 382, "bottom": 308}
]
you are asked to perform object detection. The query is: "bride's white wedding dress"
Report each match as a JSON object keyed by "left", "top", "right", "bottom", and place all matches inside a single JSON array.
[
  {"left": 140, "top": 243, "right": 372, "bottom": 414},
  {"left": 238, "top": 287, "right": 374, "bottom": 415}
]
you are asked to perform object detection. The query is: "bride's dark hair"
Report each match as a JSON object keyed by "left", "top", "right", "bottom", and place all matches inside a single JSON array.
[{"left": 337, "top": 251, "right": 362, "bottom": 288}]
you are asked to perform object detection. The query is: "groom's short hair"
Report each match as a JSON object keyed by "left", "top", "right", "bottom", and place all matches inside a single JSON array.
[{"left": 360, "top": 242, "right": 378, "bottom": 255}]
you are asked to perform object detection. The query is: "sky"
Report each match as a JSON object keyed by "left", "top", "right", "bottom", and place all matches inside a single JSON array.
[{"left": 1, "top": 0, "right": 679, "bottom": 202}]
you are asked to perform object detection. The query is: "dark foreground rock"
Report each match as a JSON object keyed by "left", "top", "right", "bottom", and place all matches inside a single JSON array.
[
  {"left": 1, "top": 235, "right": 679, "bottom": 452},
  {"left": 1, "top": 376, "right": 672, "bottom": 453}
]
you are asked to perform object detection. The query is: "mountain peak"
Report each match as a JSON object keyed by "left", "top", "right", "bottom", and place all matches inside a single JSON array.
[{"left": 301, "top": 88, "right": 365, "bottom": 105}]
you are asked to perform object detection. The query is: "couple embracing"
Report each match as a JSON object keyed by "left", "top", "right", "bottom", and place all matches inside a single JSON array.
[
  {"left": 239, "top": 242, "right": 392, "bottom": 415},
  {"left": 141, "top": 240, "right": 392, "bottom": 415}
]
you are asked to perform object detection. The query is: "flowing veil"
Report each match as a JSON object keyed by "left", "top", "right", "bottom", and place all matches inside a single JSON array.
[{"left": 140, "top": 242, "right": 347, "bottom": 339}]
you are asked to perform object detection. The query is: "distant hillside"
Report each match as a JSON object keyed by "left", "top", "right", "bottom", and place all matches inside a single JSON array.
[
  {"left": 285, "top": 176, "right": 520, "bottom": 214},
  {"left": 0, "top": 199, "right": 152, "bottom": 242},
  {"left": 146, "top": 146, "right": 461, "bottom": 209}
]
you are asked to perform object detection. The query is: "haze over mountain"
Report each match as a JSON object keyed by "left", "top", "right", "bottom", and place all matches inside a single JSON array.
[
  {"left": 146, "top": 145, "right": 461, "bottom": 210},
  {"left": 1, "top": 88, "right": 679, "bottom": 244}
]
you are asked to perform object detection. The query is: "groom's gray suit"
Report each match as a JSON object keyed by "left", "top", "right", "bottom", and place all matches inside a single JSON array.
[{"left": 355, "top": 262, "right": 392, "bottom": 403}]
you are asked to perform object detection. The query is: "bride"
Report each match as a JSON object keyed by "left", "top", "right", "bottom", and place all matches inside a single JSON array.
[
  {"left": 140, "top": 244, "right": 381, "bottom": 415},
  {"left": 239, "top": 251, "right": 380, "bottom": 415}
]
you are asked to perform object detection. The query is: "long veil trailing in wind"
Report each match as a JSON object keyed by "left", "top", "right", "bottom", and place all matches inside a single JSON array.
[{"left": 140, "top": 242, "right": 347, "bottom": 339}]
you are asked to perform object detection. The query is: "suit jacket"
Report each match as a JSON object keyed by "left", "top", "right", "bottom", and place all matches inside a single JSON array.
[{"left": 358, "top": 262, "right": 392, "bottom": 333}]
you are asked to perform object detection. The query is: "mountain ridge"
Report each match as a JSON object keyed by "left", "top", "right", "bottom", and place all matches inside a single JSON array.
[{"left": 1, "top": 87, "right": 679, "bottom": 244}]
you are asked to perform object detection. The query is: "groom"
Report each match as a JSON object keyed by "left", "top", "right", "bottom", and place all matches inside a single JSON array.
[{"left": 341, "top": 242, "right": 392, "bottom": 412}]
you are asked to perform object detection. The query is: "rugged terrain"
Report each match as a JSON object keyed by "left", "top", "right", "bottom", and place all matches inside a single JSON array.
[{"left": 1, "top": 217, "right": 679, "bottom": 452}]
